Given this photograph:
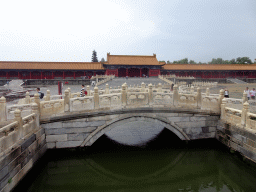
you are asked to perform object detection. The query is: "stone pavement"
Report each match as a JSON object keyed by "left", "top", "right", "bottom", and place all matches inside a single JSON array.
[{"left": 96, "top": 77, "right": 168, "bottom": 89}]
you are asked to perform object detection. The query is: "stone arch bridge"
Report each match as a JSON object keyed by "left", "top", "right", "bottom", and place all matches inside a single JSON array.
[{"left": 41, "top": 108, "right": 219, "bottom": 149}]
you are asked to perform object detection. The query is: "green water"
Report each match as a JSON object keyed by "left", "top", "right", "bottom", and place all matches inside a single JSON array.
[{"left": 14, "top": 130, "right": 256, "bottom": 192}]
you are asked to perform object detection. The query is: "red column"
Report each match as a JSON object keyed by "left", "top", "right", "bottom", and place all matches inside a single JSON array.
[
  {"left": 140, "top": 68, "right": 142, "bottom": 77},
  {"left": 126, "top": 68, "right": 128, "bottom": 77},
  {"left": 52, "top": 72, "right": 54, "bottom": 79},
  {"left": 218, "top": 72, "right": 220, "bottom": 78},
  {"left": 6, "top": 72, "right": 9, "bottom": 79},
  {"left": 94, "top": 72, "right": 96, "bottom": 76},
  {"left": 30, "top": 72, "right": 32, "bottom": 79},
  {"left": 74, "top": 72, "right": 76, "bottom": 79},
  {"left": 243, "top": 71, "right": 244, "bottom": 78},
  {"left": 18, "top": 71, "right": 20, "bottom": 79},
  {"left": 41, "top": 71, "right": 43, "bottom": 79},
  {"left": 63, "top": 71, "right": 65, "bottom": 79},
  {"left": 116, "top": 69, "right": 118, "bottom": 77}
]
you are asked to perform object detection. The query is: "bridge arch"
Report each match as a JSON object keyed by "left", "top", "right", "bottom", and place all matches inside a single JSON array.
[{"left": 80, "top": 114, "right": 190, "bottom": 147}]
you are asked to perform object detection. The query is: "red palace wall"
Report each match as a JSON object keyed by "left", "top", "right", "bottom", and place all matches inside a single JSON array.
[
  {"left": 106, "top": 69, "right": 118, "bottom": 76},
  {"left": 149, "top": 69, "right": 160, "bottom": 77}
]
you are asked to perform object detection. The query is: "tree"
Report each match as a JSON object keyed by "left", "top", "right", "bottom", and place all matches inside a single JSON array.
[
  {"left": 236, "top": 57, "right": 252, "bottom": 64},
  {"left": 100, "top": 58, "right": 105, "bottom": 63},
  {"left": 229, "top": 59, "right": 236, "bottom": 64},
  {"left": 189, "top": 60, "right": 196, "bottom": 64},
  {"left": 91, "top": 50, "right": 98, "bottom": 62},
  {"left": 172, "top": 58, "right": 188, "bottom": 64},
  {"left": 167, "top": 60, "right": 171, "bottom": 64}
]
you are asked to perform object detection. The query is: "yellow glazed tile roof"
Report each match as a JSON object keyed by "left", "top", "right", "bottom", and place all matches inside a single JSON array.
[
  {"left": 0, "top": 61, "right": 104, "bottom": 70},
  {"left": 162, "top": 64, "right": 256, "bottom": 70}
]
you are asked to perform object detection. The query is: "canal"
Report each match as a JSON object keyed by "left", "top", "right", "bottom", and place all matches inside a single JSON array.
[{"left": 13, "top": 128, "right": 256, "bottom": 192}]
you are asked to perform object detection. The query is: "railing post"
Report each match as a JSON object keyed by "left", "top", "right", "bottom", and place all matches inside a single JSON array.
[
  {"left": 67, "top": 87, "right": 71, "bottom": 98},
  {"left": 219, "top": 89, "right": 224, "bottom": 107},
  {"left": 242, "top": 92, "right": 248, "bottom": 104},
  {"left": 141, "top": 82, "right": 145, "bottom": 92},
  {"left": 25, "top": 92, "right": 30, "bottom": 103},
  {"left": 64, "top": 89, "right": 70, "bottom": 112},
  {"left": 148, "top": 83, "right": 153, "bottom": 105},
  {"left": 191, "top": 86, "right": 194, "bottom": 94},
  {"left": 87, "top": 85, "right": 90, "bottom": 96},
  {"left": 105, "top": 84, "right": 109, "bottom": 94},
  {"left": 173, "top": 85, "right": 179, "bottom": 107},
  {"left": 94, "top": 87, "right": 99, "bottom": 109},
  {"left": 197, "top": 87, "right": 202, "bottom": 108},
  {"left": 31, "top": 103, "right": 40, "bottom": 128},
  {"left": 157, "top": 83, "right": 162, "bottom": 93},
  {"left": 241, "top": 101, "right": 249, "bottom": 127},
  {"left": 121, "top": 84, "right": 127, "bottom": 107},
  {"left": 0, "top": 96, "right": 7, "bottom": 122},
  {"left": 34, "top": 93, "right": 40, "bottom": 114},
  {"left": 206, "top": 88, "right": 210, "bottom": 96},
  {"left": 221, "top": 98, "right": 227, "bottom": 120},
  {"left": 45, "top": 90, "right": 50, "bottom": 101},
  {"left": 14, "top": 109, "right": 23, "bottom": 139}
]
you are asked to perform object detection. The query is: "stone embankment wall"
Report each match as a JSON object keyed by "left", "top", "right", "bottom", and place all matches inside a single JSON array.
[
  {"left": 217, "top": 121, "right": 256, "bottom": 163},
  {"left": 0, "top": 107, "right": 46, "bottom": 192},
  {"left": 42, "top": 111, "right": 219, "bottom": 149}
]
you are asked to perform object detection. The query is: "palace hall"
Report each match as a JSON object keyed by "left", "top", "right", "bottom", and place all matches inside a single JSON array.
[{"left": 0, "top": 53, "right": 255, "bottom": 79}]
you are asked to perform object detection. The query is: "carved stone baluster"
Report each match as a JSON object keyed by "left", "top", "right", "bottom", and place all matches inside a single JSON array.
[
  {"left": 25, "top": 92, "right": 31, "bottom": 103},
  {"left": 197, "top": 87, "right": 202, "bottom": 108},
  {"left": 121, "top": 84, "right": 127, "bottom": 107},
  {"left": 206, "top": 88, "right": 210, "bottom": 96},
  {"left": 0, "top": 96, "right": 7, "bottom": 122},
  {"left": 241, "top": 101, "right": 249, "bottom": 127},
  {"left": 105, "top": 84, "right": 109, "bottom": 94},
  {"left": 64, "top": 89, "right": 70, "bottom": 112},
  {"left": 242, "top": 92, "right": 248, "bottom": 104},
  {"left": 221, "top": 98, "right": 227, "bottom": 120},
  {"left": 173, "top": 85, "right": 179, "bottom": 107},
  {"left": 34, "top": 93, "right": 40, "bottom": 114},
  {"left": 148, "top": 83, "right": 153, "bottom": 106},
  {"left": 14, "top": 109, "right": 23, "bottom": 139},
  {"left": 94, "top": 87, "right": 99, "bottom": 109},
  {"left": 31, "top": 103, "right": 39, "bottom": 128},
  {"left": 45, "top": 90, "right": 51, "bottom": 101}
]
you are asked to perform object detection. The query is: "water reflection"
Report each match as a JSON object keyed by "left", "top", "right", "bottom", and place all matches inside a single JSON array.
[{"left": 14, "top": 129, "right": 256, "bottom": 192}]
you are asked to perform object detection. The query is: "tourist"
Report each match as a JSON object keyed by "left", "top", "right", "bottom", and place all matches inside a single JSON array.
[
  {"left": 224, "top": 88, "right": 229, "bottom": 98},
  {"left": 244, "top": 87, "right": 250, "bottom": 100},
  {"left": 250, "top": 88, "right": 256, "bottom": 100},
  {"left": 80, "top": 84, "right": 87, "bottom": 97},
  {"left": 36, "top": 87, "right": 44, "bottom": 99}
]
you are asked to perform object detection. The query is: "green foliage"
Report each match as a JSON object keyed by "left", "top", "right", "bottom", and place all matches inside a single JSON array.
[
  {"left": 91, "top": 50, "right": 98, "bottom": 62},
  {"left": 173, "top": 58, "right": 188, "bottom": 64},
  {"left": 167, "top": 60, "right": 171, "bottom": 64},
  {"left": 8, "top": 178, "right": 12, "bottom": 183},
  {"left": 100, "top": 58, "right": 105, "bottom": 63},
  {"left": 236, "top": 57, "right": 252, "bottom": 64},
  {"left": 189, "top": 60, "right": 196, "bottom": 64}
]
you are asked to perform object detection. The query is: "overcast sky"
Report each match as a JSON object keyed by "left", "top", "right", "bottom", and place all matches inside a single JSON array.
[{"left": 0, "top": 0, "right": 256, "bottom": 63}]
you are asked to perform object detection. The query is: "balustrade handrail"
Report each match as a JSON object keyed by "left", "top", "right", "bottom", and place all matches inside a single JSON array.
[{"left": 0, "top": 121, "right": 18, "bottom": 136}]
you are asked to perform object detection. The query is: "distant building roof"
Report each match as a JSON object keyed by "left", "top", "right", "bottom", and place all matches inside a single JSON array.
[
  {"left": 104, "top": 53, "right": 164, "bottom": 65},
  {"left": 162, "top": 64, "right": 256, "bottom": 71},
  {"left": 0, "top": 61, "right": 104, "bottom": 70}
]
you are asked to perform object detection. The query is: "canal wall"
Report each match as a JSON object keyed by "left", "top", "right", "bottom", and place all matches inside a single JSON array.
[
  {"left": 0, "top": 109, "right": 46, "bottom": 192},
  {"left": 216, "top": 121, "right": 256, "bottom": 163}
]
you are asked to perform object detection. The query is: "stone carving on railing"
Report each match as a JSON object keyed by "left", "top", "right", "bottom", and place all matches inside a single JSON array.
[
  {"left": 70, "top": 96, "right": 94, "bottom": 112},
  {"left": 99, "top": 93, "right": 121, "bottom": 108},
  {"left": 0, "top": 105, "right": 39, "bottom": 153}
]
